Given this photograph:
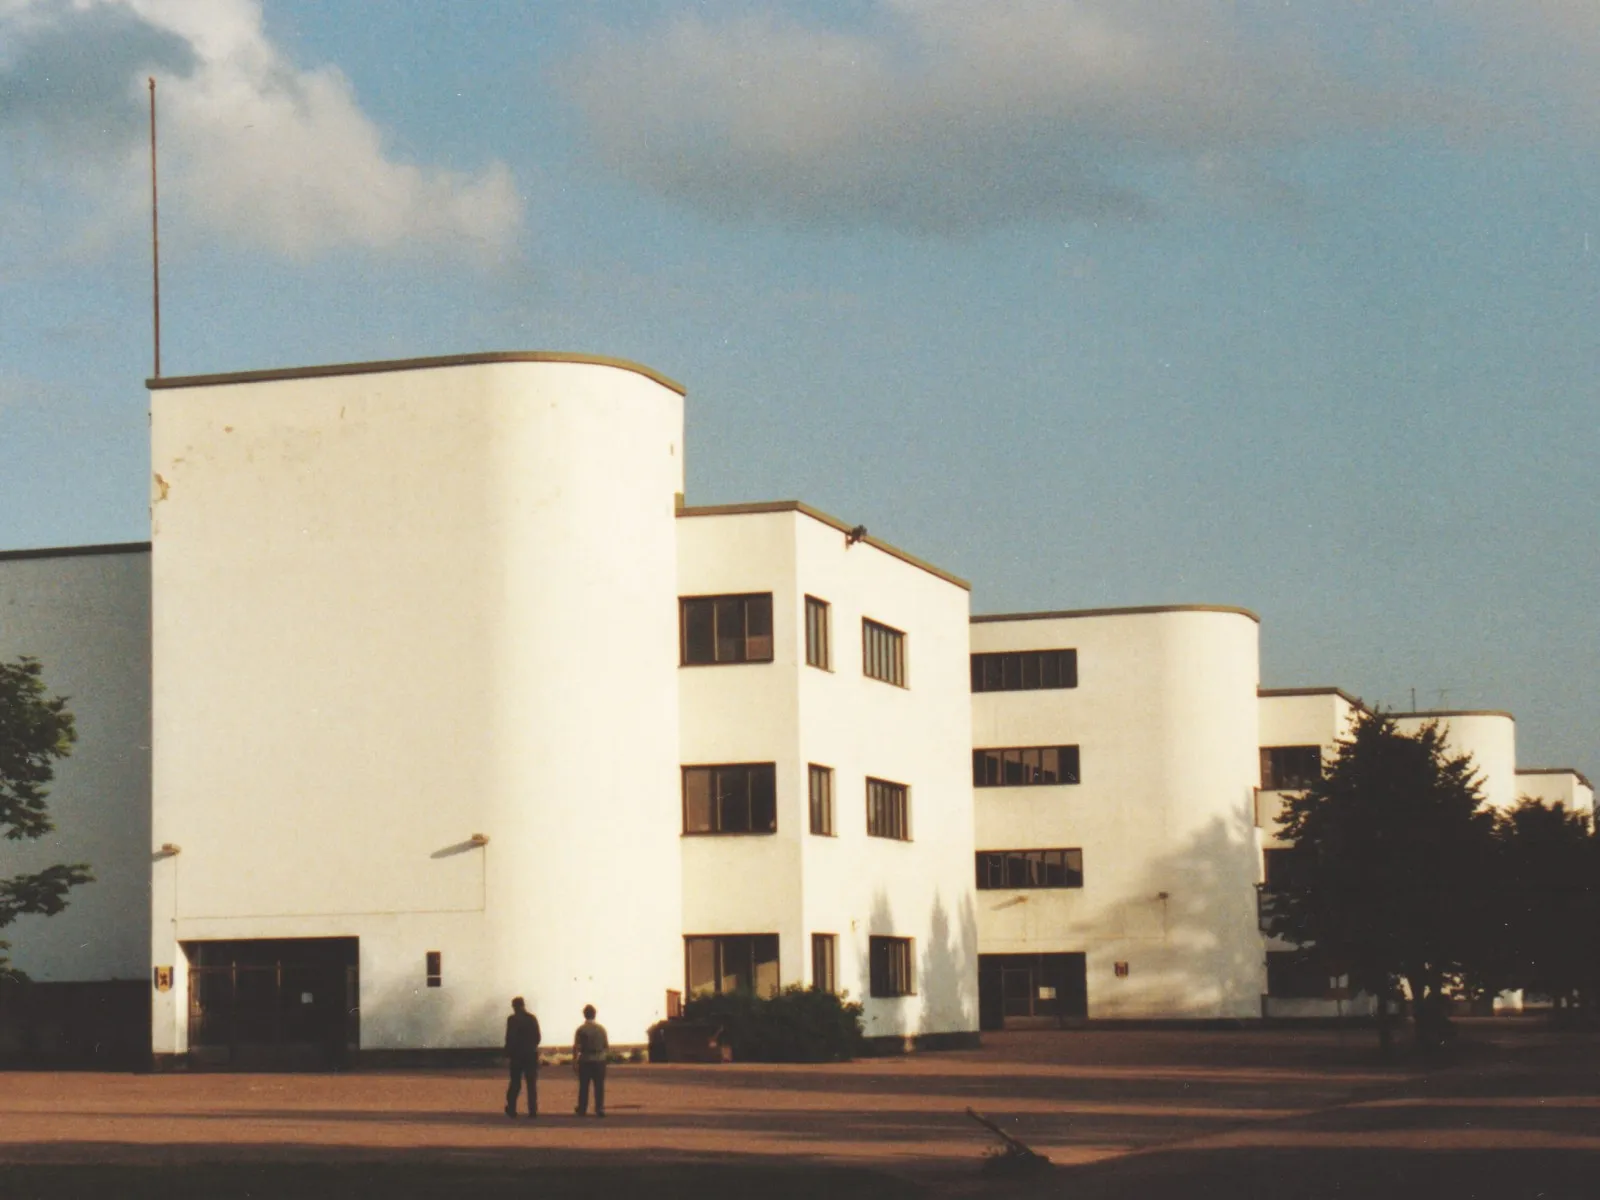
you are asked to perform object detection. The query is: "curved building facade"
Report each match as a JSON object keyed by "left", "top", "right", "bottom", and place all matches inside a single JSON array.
[{"left": 149, "top": 356, "right": 686, "bottom": 1058}]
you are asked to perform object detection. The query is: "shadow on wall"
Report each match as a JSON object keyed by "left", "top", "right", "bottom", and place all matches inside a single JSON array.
[
  {"left": 918, "top": 891, "right": 978, "bottom": 1037},
  {"left": 1092, "top": 801, "right": 1265, "bottom": 1020},
  {"left": 359, "top": 971, "right": 505, "bottom": 1055}
]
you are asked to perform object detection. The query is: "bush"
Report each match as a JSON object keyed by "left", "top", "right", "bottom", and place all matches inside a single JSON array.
[{"left": 681, "top": 986, "right": 864, "bottom": 1062}]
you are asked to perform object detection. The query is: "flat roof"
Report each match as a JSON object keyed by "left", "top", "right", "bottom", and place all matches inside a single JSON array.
[
  {"left": 676, "top": 500, "right": 970, "bottom": 591},
  {"left": 1394, "top": 709, "right": 1516, "bottom": 722},
  {"left": 1517, "top": 767, "right": 1594, "bottom": 789},
  {"left": 146, "top": 351, "right": 686, "bottom": 396},
  {"left": 0, "top": 541, "right": 151, "bottom": 563},
  {"left": 972, "top": 603, "right": 1259, "bottom": 625},
  {"left": 1259, "top": 686, "right": 1367, "bottom": 709}
]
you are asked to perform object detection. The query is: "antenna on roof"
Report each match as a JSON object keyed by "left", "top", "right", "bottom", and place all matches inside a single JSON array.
[{"left": 148, "top": 76, "right": 161, "bottom": 379}]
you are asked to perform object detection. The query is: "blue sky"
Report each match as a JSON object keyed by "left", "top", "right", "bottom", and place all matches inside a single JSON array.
[{"left": 1, "top": 1, "right": 1596, "bottom": 776}]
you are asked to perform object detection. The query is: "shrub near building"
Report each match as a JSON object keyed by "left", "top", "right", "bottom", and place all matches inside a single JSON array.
[{"left": 682, "top": 986, "right": 864, "bottom": 1062}]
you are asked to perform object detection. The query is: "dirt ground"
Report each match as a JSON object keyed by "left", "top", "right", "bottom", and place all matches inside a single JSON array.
[{"left": 1, "top": 1022, "right": 1596, "bottom": 1199}]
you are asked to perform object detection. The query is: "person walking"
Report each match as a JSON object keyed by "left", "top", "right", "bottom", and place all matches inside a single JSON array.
[
  {"left": 503, "top": 996, "right": 542, "bottom": 1118},
  {"left": 572, "top": 1003, "right": 609, "bottom": 1117}
]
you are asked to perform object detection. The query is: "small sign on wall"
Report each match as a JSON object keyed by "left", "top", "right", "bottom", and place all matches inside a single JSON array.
[
  {"left": 153, "top": 966, "right": 173, "bottom": 992},
  {"left": 1037, "top": 986, "right": 1056, "bottom": 1000},
  {"left": 1114, "top": 961, "right": 1130, "bottom": 978}
]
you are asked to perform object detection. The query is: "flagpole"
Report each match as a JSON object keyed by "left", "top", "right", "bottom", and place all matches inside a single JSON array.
[{"left": 148, "top": 76, "right": 161, "bottom": 379}]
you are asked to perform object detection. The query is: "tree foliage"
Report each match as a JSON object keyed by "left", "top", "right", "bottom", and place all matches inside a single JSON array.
[
  {"left": 1265, "top": 709, "right": 1496, "bottom": 1050},
  {"left": 0, "top": 655, "right": 91, "bottom": 983},
  {"left": 681, "top": 986, "right": 864, "bottom": 1062},
  {"left": 1492, "top": 798, "right": 1597, "bottom": 1015}
]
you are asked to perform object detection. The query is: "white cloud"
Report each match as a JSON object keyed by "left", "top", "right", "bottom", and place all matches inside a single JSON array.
[
  {"left": 557, "top": 1, "right": 1491, "bottom": 232},
  {"left": 1, "top": 0, "right": 521, "bottom": 259}
]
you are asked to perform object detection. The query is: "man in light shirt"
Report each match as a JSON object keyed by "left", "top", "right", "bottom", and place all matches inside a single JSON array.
[{"left": 572, "top": 1003, "right": 609, "bottom": 1117}]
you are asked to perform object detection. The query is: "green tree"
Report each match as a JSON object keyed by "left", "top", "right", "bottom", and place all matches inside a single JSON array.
[
  {"left": 1, "top": 655, "right": 92, "bottom": 983},
  {"left": 1265, "top": 709, "right": 1497, "bottom": 1053},
  {"left": 1493, "top": 797, "right": 1597, "bottom": 1017}
]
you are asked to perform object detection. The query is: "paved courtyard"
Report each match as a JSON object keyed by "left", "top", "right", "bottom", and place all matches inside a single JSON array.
[{"left": 1, "top": 1023, "right": 1596, "bottom": 1198}]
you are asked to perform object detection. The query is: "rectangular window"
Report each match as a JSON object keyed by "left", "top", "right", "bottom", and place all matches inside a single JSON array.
[
  {"left": 680, "top": 593, "right": 774, "bottom": 665},
  {"left": 811, "top": 933, "right": 837, "bottom": 994},
  {"left": 805, "top": 596, "right": 831, "bottom": 670},
  {"left": 869, "top": 936, "right": 915, "bottom": 997},
  {"left": 683, "top": 764, "right": 778, "bottom": 834},
  {"left": 975, "top": 849, "right": 1084, "bottom": 890},
  {"left": 866, "top": 777, "right": 910, "bottom": 841},
  {"left": 425, "top": 951, "right": 442, "bottom": 988},
  {"left": 808, "top": 764, "right": 834, "bottom": 836},
  {"left": 684, "top": 934, "right": 780, "bottom": 999},
  {"left": 1266, "top": 950, "right": 1337, "bottom": 999},
  {"left": 1261, "top": 745, "right": 1322, "bottom": 790},
  {"left": 862, "top": 618, "right": 906, "bottom": 687},
  {"left": 973, "top": 745, "right": 1081, "bottom": 787},
  {"left": 970, "top": 649, "right": 1078, "bottom": 693}
]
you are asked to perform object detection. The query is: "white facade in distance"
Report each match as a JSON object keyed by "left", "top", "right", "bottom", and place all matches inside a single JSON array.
[
  {"left": 0, "top": 546, "right": 151, "bottom": 983},
  {"left": 971, "top": 606, "right": 1265, "bottom": 1021},
  {"left": 1393, "top": 711, "right": 1517, "bottom": 811},
  {"left": 1514, "top": 769, "right": 1595, "bottom": 823},
  {"left": 1256, "top": 688, "right": 1362, "bottom": 849},
  {"left": 676, "top": 503, "right": 978, "bottom": 1041},
  {"left": 149, "top": 355, "right": 687, "bottom": 1055}
]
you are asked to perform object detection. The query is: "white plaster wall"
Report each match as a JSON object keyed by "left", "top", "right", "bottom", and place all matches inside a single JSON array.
[
  {"left": 1256, "top": 691, "right": 1358, "bottom": 847},
  {"left": 1514, "top": 771, "right": 1594, "bottom": 821},
  {"left": 1394, "top": 713, "right": 1517, "bottom": 812},
  {"left": 150, "top": 359, "right": 685, "bottom": 1053},
  {"left": 972, "top": 610, "right": 1264, "bottom": 1020},
  {"left": 677, "top": 509, "right": 977, "bottom": 1039},
  {"left": 0, "top": 548, "right": 151, "bottom": 982}
]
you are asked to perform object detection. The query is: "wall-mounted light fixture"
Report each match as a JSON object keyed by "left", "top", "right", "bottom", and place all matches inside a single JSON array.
[
  {"left": 469, "top": 833, "right": 489, "bottom": 847},
  {"left": 159, "top": 843, "right": 182, "bottom": 856}
]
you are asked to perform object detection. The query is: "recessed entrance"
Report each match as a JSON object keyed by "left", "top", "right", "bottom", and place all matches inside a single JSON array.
[
  {"left": 184, "top": 938, "right": 358, "bottom": 1069},
  {"left": 978, "top": 952, "right": 1087, "bottom": 1030}
]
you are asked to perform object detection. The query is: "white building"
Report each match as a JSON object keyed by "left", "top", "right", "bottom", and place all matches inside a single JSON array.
[
  {"left": 1514, "top": 769, "right": 1595, "bottom": 823},
  {"left": 1, "top": 349, "right": 1592, "bottom": 1061},
  {"left": 970, "top": 606, "right": 1265, "bottom": 1025}
]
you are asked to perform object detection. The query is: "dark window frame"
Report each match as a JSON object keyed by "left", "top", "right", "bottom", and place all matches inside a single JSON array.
[
  {"left": 970, "top": 649, "right": 1078, "bottom": 693},
  {"left": 808, "top": 763, "right": 835, "bottom": 837},
  {"left": 811, "top": 933, "right": 837, "bottom": 994},
  {"left": 866, "top": 777, "right": 911, "bottom": 841},
  {"left": 975, "top": 849, "right": 1084, "bottom": 890},
  {"left": 682, "top": 763, "right": 778, "bottom": 835},
  {"left": 680, "top": 593, "right": 775, "bottom": 666},
  {"left": 805, "top": 595, "right": 831, "bottom": 671},
  {"left": 1261, "top": 745, "right": 1322, "bottom": 791},
  {"left": 684, "top": 933, "right": 781, "bottom": 999},
  {"left": 862, "top": 618, "right": 907, "bottom": 687},
  {"left": 973, "top": 745, "right": 1081, "bottom": 787},
  {"left": 869, "top": 936, "right": 915, "bottom": 997}
]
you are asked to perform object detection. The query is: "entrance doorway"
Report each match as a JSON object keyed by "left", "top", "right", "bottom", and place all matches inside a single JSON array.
[
  {"left": 184, "top": 938, "right": 358, "bottom": 1068},
  {"left": 978, "top": 953, "right": 1087, "bottom": 1030}
]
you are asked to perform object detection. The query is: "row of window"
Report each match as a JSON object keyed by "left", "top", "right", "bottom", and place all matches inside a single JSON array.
[
  {"left": 685, "top": 933, "right": 915, "bottom": 999},
  {"left": 976, "top": 849, "right": 1084, "bottom": 890},
  {"left": 682, "top": 593, "right": 1083, "bottom": 697},
  {"left": 681, "top": 593, "right": 906, "bottom": 687},
  {"left": 973, "top": 745, "right": 1080, "bottom": 787},
  {"left": 683, "top": 764, "right": 911, "bottom": 840}
]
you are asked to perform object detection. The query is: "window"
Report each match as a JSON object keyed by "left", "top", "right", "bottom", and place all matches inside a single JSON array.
[
  {"left": 975, "top": 849, "right": 1084, "bottom": 890},
  {"left": 683, "top": 764, "right": 777, "bottom": 834},
  {"left": 812, "top": 933, "right": 837, "bottom": 994},
  {"left": 866, "top": 777, "right": 910, "bottom": 841},
  {"left": 973, "top": 746, "right": 1081, "bottom": 787},
  {"left": 680, "top": 593, "right": 774, "bottom": 665},
  {"left": 970, "top": 649, "right": 1077, "bottom": 693},
  {"left": 862, "top": 618, "right": 906, "bottom": 687},
  {"left": 808, "top": 764, "right": 834, "bottom": 836},
  {"left": 1261, "top": 745, "right": 1322, "bottom": 790},
  {"left": 869, "top": 936, "right": 915, "bottom": 997},
  {"left": 1261, "top": 847, "right": 1309, "bottom": 891},
  {"left": 805, "top": 596, "right": 831, "bottom": 669},
  {"left": 685, "top": 934, "right": 780, "bottom": 999},
  {"left": 425, "top": 951, "right": 442, "bottom": 988},
  {"left": 1266, "top": 950, "right": 1337, "bottom": 999}
]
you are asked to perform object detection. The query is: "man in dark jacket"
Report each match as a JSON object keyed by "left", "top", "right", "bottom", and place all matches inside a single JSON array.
[{"left": 504, "top": 996, "right": 542, "bottom": 1117}]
